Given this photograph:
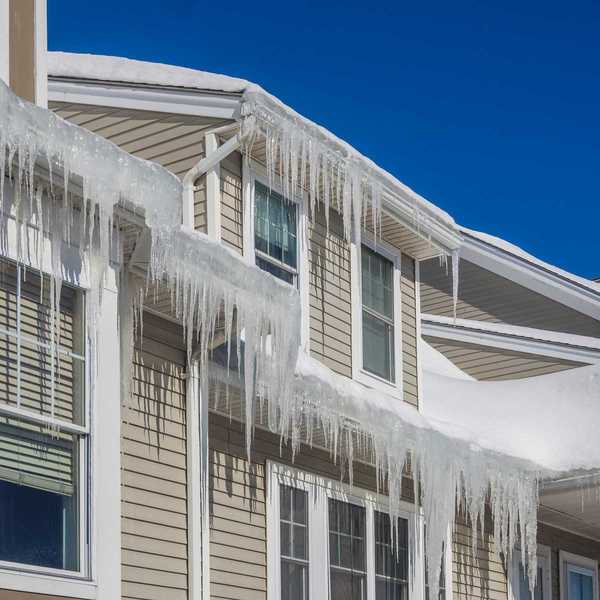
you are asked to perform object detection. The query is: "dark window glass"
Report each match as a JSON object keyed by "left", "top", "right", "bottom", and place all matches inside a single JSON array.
[
  {"left": 255, "top": 182, "right": 297, "bottom": 285},
  {"left": 280, "top": 485, "right": 308, "bottom": 600},
  {"left": 361, "top": 246, "right": 395, "bottom": 381},
  {"left": 329, "top": 499, "right": 366, "bottom": 600},
  {"left": 375, "top": 512, "right": 409, "bottom": 600}
]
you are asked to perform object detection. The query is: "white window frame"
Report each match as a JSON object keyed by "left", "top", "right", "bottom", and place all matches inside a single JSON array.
[
  {"left": 351, "top": 232, "right": 404, "bottom": 398},
  {"left": 559, "top": 550, "right": 599, "bottom": 600},
  {"left": 243, "top": 160, "right": 311, "bottom": 348},
  {"left": 0, "top": 257, "right": 92, "bottom": 592},
  {"left": 267, "top": 461, "right": 429, "bottom": 600},
  {"left": 509, "top": 544, "right": 552, "bottom": 600}
]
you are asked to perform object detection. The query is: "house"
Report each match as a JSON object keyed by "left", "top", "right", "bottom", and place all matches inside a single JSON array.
[{"left": 0, "top": 2, "right": 599, "bottom": 600}]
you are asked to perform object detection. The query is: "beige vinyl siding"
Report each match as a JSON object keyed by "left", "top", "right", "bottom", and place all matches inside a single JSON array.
[
  {"left": 121, "top": 313, "right": 188, "bottom": 600},
  {"left": 424, "top": 337, "right": 584, "bottom": 380},
  {"left": 420, "top": 257, "right": 600, "bottom": 338},
  {"left": 219, "top": 152, "right": 244, "bottom": 254},
  {"left": 194, "top": 174, "right": 208, "bottom": 234},
  {"left": 453, "top": 520, "right": 508, "bottom": 600},
  {"left": 309, "top": 207, "right": 353, "bottom": 378},
  {"left": 401, "top": 254, "right": 418, "bottom": 407},
  {"left": 49, "top": 102, "right": 224, "bottom": 179},
  {"left": 0, "top": 591, "right": 79, "bottom": 600},
  {"left": 208, "top": 410, "right": 414, "bottom": 600},
  {"left": 537, "top": 523, "right": 600, "bottom": 600},
  {"left": 9, "top": 0, "right": 35, "bottom": 103}
]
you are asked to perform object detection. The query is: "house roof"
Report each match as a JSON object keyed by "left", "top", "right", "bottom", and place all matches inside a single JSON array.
[
  {"left": 47, "top": 51, "right": 459, "bottom": 246},
  {"left": 461, "top": 226, "right": 600, "bottom": 296},
  {"left": 47, "top": 51, "right": 599, "bottom": 310}
]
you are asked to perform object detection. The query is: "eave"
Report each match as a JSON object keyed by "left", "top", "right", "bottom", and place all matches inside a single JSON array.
[{"left": 460, "top": 229, "right": 600, "bottom": 321}]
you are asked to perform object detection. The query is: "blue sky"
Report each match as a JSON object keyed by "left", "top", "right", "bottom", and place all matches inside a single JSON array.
[{"left": 48, "top": 0, "right": 600, "bottom": 279}]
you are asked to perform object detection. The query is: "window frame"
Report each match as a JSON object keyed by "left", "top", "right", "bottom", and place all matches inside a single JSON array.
[
  {"left": 0, "top": 258, "right": 90, "bottom": 584},
  {"left": 509, "top": 544, "right": 552, "bottom": 600},
  {"left": 243, "top": 160, "right": 311, "bottom": 348},
  {"left": 267, "top": 461, "right": 430, "bottom": 600},
  {"left": 559, "top": 550, "right": 599, "bottom": 600},
  {"left": 351, "top": 232, "right": 404, "bottom": 398}
]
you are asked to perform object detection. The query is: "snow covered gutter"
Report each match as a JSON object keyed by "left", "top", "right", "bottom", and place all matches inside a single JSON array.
[{"left": 47, "top": 52, "right": 463, "bottom": 256}]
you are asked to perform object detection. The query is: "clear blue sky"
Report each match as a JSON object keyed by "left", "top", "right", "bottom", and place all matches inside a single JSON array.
[{"left": 48, "top": 0, "right": 600, "bottom": 279}]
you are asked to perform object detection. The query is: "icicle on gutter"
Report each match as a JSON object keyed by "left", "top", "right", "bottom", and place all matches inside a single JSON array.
[
  {"left": 148, "top": 225, "right": 302, "bottom": 456},
  {"left": 210, "top": 350, "right": 544, "bottom": 600},
  {"left": 240, "top": 88, "right": 462, "bottom": 321}
]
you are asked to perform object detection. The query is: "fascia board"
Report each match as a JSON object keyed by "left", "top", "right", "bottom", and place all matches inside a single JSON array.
[{"left": 48, "top": 78, "right": 241, "bottom": 119}]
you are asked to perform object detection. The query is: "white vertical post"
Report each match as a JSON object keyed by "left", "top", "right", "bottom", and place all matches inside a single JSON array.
[
  {"left": 366, "top": 505, "right": 376, "bottom": 600},
  {"left": 187, "top": 360, "right": 211, "bottom": 600},
  {"left": 242, "top": 161, "right": 255, "bottom": 264},
  {"left": 34, "top": 0, "right": 47, "bottom": 107},
  {"left": 205, "top": 133, "right": 221, "bottom": 240},
  {"left": 94, "top": 267, "right": 121, "bottom": 600},
  {"left": 0, "top": 0, "right": 9, "bottom": 86}
]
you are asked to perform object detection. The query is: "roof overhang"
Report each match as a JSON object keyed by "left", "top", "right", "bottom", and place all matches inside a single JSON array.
[
  {"left": 422, "top": 314, "right": 600, "bottom": 364},
  {"left": 48, "top": 76, "right": 241, "bottom": 119},
  {"left": 460, "top": 230, "right": 600, "bottom": 321}
]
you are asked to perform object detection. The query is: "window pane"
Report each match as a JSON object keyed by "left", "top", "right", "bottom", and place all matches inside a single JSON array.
[
  {"left": 362, "top": 311, "right": 394, "bottom": 381},
  {"left": 255, "top": 256, "right": 295, "bottom": 285},
  {"left": 361, "top": 246, "right": 394, "bottom": 319},
  {"left": 569, "top": 570, "right": 594, "bottom": 600},
  {"left": 331, "top": 569, "right": 365, "bottom": 600},
  {"left": 329, "top": 499, "right": 366, "bottom": 600},
  {"left": 0, "top": 422, "right": 80, "bottom": 570},
  {"left": 280, "top": 485, "right": 308, "bottom": 599},
  {"left": 254, "top": 182, "right": 297, "bottom": 271},
  {"left": 281, "top": 560, "right": 308, "bottom": 600},
  {"left": 376, "top": 512, "right": 409, "bottom": 600}
]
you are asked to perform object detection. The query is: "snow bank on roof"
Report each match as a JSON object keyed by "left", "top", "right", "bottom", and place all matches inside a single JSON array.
[
  {"left": 48, "top": 51, "right": 255, "bottom": 94},
  {"left": 419, "top": 338, "right": 474, "bottom": 380},
  {"left": 421, "top": 360, "right": 600, "bottom": 473},
  {"left": 461, "top": 226, "right": 600, "bottom": 294}
]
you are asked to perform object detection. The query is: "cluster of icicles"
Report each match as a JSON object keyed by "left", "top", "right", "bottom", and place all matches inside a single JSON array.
[{"left": 0, "top": 79, "right": 541, "bottom": 596}]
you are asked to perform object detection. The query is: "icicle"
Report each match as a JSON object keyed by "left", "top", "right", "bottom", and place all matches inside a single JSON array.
[{"left": 451, "top": 248, "right": 460, "bottom": 324}]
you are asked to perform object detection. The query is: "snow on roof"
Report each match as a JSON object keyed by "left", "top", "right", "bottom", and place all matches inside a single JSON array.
[
  {"left": 48, "top": 51, "right": 255, "bottom": 94},
  {"left": 420, "top": 348, "right": 600, "bottom": 473},
  {"left": 48, "top": 51, "right": 458, "bottom": 238},
  {"left": 461, "top": 226, "right": 600, "bottom": 295}
]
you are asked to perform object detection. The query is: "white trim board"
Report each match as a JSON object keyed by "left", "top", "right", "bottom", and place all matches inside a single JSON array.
[
  {"left": 48, "top": 78, "right": 241, "bottom": 119},
  {"left": 460, "top": 231, "right": 600, "bottom": 322},
  {"left": 0, "top": 0, "right": 9, "bottom": 85},
  {"left": 421, "top": 314, "right": 600, "bottom": 365}
]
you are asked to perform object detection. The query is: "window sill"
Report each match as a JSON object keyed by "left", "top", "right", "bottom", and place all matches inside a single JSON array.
[
  {"left": 355, "top": 368, "right": 403, "bottom": 399},
  {"left": 0, "top": 568, "right": 96, "bottom": 599}
]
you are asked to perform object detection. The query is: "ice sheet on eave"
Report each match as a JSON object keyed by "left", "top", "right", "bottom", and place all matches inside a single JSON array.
[
  {"left": 461, "top": 226, "right": 600, "bottom": 296},
  {"left": 420, "top": 338, "right": 600, "bottom": 474},
  {"left": 47, "top": 51, "right": 458, "bottom": 235}
]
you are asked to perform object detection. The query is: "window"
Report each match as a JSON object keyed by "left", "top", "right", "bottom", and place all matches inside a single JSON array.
[
  {"left": 375, "top": 511, "right": 409, "bottom": 600},
  {"left": 360, "top": 245, "right": 397, "bottom": 384},
  {"left": 267, "top": 462, "right": 423, "bottom": 600},
  {"left": 560, "top": 551, "right": 598, "bottom": 600},
  {"left": 329, "top": 499, "right": 366, "bottom": 599},
  {"left": 280, "top": 485, "right": 309, "bottom": 600},
  {"left": 254, "top": 181, "right": 298, "bottom": 285},
  {"left": 511, "top": 546, "right": 551, "bottom": 600},
  {"left": 0, "top": 259, "right": 87, "bottom": 576}
]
